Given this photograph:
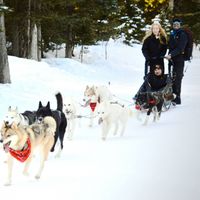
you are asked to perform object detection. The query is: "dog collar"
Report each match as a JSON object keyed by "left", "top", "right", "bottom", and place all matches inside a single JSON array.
[{"left": 8, "top": 138, "right": 31, "bottom": 162}]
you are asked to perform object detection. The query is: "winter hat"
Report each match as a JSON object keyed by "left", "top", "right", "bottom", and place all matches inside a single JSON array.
[{"left": 172, "top": 18, "right": 182, "bottom": 25}]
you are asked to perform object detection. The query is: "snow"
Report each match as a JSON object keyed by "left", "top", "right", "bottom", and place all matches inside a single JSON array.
[{"left": 0, "top": 39, "right": 200, "bottom": 200}]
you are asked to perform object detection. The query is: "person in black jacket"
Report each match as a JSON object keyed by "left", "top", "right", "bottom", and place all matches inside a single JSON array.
[
  {"left": 142, "top": 22, "right": 167, "bottom": 76},
  {"left": 134, "top": 64, "right": 170, "bottom": 100},
  {"left": 165, "top": 18, "right": 188, "bottom": 105}
]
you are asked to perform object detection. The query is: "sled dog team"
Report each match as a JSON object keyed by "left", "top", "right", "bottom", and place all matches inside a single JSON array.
[{"left": 0, "top": 85, "right": 166, "bottom": 186}]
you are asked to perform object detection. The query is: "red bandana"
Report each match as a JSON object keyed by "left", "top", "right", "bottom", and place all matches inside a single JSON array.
[
  {"left": 89, "top": 102, "right": 97, "bottom": 112},
  {"left": 8, "top": 138, "right": 31, "bottom": 162},
  {"left": 135, "top": 104, "right": 141, "bottom": 110},
  {"left": 148, "top": 99, "right": 156, "bottom": 105}
]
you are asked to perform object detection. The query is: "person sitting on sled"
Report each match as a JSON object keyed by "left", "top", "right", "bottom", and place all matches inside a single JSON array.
[{"left": 133, "top": 64, "right": 175, "bottom": 108}]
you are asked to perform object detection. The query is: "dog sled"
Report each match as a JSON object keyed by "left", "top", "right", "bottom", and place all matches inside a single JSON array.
[{"left": 134, "top": 59, "right": 175, "bottom": 112}]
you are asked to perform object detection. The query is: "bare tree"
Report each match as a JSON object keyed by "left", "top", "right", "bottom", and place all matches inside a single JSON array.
[{"left": 0, "top": 0, "right": 11, "bottom": 83}]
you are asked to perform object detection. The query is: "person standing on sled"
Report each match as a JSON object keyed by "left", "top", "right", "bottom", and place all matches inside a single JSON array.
[
  {"left": 142, "top": 22, "right": 167, "bottom": 76},
  {"left": 165, "top": 18, "right": 188, "bottom": 105},
  {"left": 133, "top": 64, "right": 173, "bottom": 102}
]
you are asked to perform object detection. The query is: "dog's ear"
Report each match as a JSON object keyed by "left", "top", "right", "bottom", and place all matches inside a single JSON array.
[
  {"left": 98, "top": 96, "right": 101, "bottom": 103},
  {"left": 1, "top": 121, "right": 6, "bottom": 129},
  {"left": 46, "top": 101, "right": 50, "bottom": 109},
  {"left": 15, "top": 106, "right": 18, "bottom": 112},
  {"left": 86, "top": 85, "right": 89, "bottom": 89},
  {"left": 8, "top": 106, "right": 11, "bottom": 111},
  {"left": 39, "top": 101, "right": 43, "bottom": 108},
  {"left": 93, "top": 86, "right": 98, "bottom": 93}
]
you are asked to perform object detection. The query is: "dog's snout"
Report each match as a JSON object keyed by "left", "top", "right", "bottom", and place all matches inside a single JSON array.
[{"left": 38, "top": 117, "right": 43, "bottom": 122}]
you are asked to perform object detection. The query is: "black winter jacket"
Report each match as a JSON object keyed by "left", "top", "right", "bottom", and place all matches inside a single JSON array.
[
  {"left": 139, "top": 73, "right": 169, "bottom": 93},
  {"left": 142, "top": 34, "right": 167, "bottom": 61}
]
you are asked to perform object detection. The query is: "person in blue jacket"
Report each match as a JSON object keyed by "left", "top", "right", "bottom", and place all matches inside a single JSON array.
[{"left": 165, "top": 18, "right": 188, "bottom": 105}]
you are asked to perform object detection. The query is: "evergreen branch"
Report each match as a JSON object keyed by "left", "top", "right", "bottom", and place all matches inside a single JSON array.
[{"left": 176, "top": 11, "right": 200, "bottom": 17}]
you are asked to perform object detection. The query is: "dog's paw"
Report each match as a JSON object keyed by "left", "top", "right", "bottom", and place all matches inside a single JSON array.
[
  {"left": 67, "top": 135, "right": 73, "bottom": 141},
  {"left": 4, "top": 181, "right": 11, "bottom": 186},
  {"left": 35, "top": 175, "right": 41, "bottom": 179},
  {"left": 55, "top": 151, "right": 61, "bottom": 158},
  {"left": 23, "top": 171, "right": 30, "bottom": 176}
]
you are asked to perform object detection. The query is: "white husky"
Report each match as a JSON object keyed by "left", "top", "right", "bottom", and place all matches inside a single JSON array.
[
  {"left": 97, "top": 101, "right": 134, "bottom": 140},
  {"left": 83, "top": 85, "right": 113, "bottom": 127}
]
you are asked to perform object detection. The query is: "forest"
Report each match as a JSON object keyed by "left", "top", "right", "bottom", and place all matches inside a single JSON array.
[{"left": 0, "top": 0, "right": 200, "bottom": 83}]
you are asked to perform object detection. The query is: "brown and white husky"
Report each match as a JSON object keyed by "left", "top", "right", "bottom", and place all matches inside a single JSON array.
[{"left": 0, "top": 116, "right": 56, "bottom": 186}]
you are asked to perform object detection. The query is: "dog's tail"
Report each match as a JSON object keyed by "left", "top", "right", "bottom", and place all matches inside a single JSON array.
[{"left": 55, "top": 92, "right": 63, "bottom": 111}]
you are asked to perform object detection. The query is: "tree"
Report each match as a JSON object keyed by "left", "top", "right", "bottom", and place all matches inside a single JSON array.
[
  {"left": 40, "top": 0, "right": 119, "bottom": 58},
  {"left": 0, "top": 0, "right": 11, "bottom": 83},
  {"left": 171, "top": 0, "right": 200, "bottom": 44}
]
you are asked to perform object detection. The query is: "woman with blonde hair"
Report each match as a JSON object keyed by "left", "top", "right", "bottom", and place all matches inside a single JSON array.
[{"left": 142, "top": 22, "right": 167, "bottom": 76}]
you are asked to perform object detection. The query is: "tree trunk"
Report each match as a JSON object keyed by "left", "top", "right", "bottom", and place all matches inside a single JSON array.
[
  {"left": 169, "top": 0, "right": 174, "bottom": 11},
  {"left": 30, "top": 23, "right": 38, "bottom": 60},
  {"left": 11, "top": 22, "right": 20, "bottom": 57},
  {"left": 0, "top": 0, "right": 11, "bottom": 83},
  {"left": 37, "top": 23, "right": 42, "bottom": 61},
  {"left": 65, "top": 24, "right": 73, "bottom": 58},
  {"left": 37, "top": 0, "right": 42, "bottom": 61},
  {"left": 27, "top": 0, "right": 31, "bottom": 58},
  {"left": 105, "top": 41, "right": 108, "bottom": 60}
]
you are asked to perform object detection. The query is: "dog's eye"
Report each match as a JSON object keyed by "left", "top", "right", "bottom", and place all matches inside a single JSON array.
[
  {"left": 68, "top": 104, "right": 71, "bottom": 106},
  {"left": 6, "top": 134, "right": 11, "bottom": 138},
  {"left": 102, "top": 112, "right": 104, "bottom": 114}
]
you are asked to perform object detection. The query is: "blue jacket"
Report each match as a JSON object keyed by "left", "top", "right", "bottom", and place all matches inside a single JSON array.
[{"left": 168, "top": 29, "right": 188, "bottom": 59}]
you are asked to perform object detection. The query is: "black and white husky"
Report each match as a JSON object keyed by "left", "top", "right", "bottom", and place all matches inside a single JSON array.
[
  {"left": 35, "top": 92, "right": 67, "bottom": 158},
  {"left": 135, "top": 91, "right": 175, "bottom": 125},
  {"left": 4, "top": 106, "right": 36, "bottom": 127}
]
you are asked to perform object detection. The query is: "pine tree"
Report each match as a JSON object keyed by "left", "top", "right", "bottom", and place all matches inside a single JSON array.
[
  {"left": 172, "top": 0, "right": 200, "bottom": 44},
  {"left": 0, "top": 0, "right": 11, "bottom": 83}
]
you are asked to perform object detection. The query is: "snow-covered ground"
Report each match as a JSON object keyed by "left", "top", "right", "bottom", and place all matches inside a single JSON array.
[{"left": 0, "top": 39, "right": 199, "bottom": 200}]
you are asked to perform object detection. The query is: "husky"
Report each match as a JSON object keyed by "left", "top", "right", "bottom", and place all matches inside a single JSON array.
[
  {"left": 35, "top": 92, "right": 67, "bottom": 158},
  {"left": 135, "top": 91, "right": 176, "bottom": 125},
  {"left": 63, "top": 97, "right": 79, "bottom": 140},
  {"left": 83, "top": 85, "right": 113, "bottom": 127},
  {"left": 0, "top": 116, "right": 56, "bottom": 186},
  {"left": 4, "top": 106, "right": 36, "bottom": 127},
  {"left": 97, "top": 101, "right": 134, "bottom": 140},
  {"left": 83, "top": 85, "right": 113, "bottom": 104}
]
